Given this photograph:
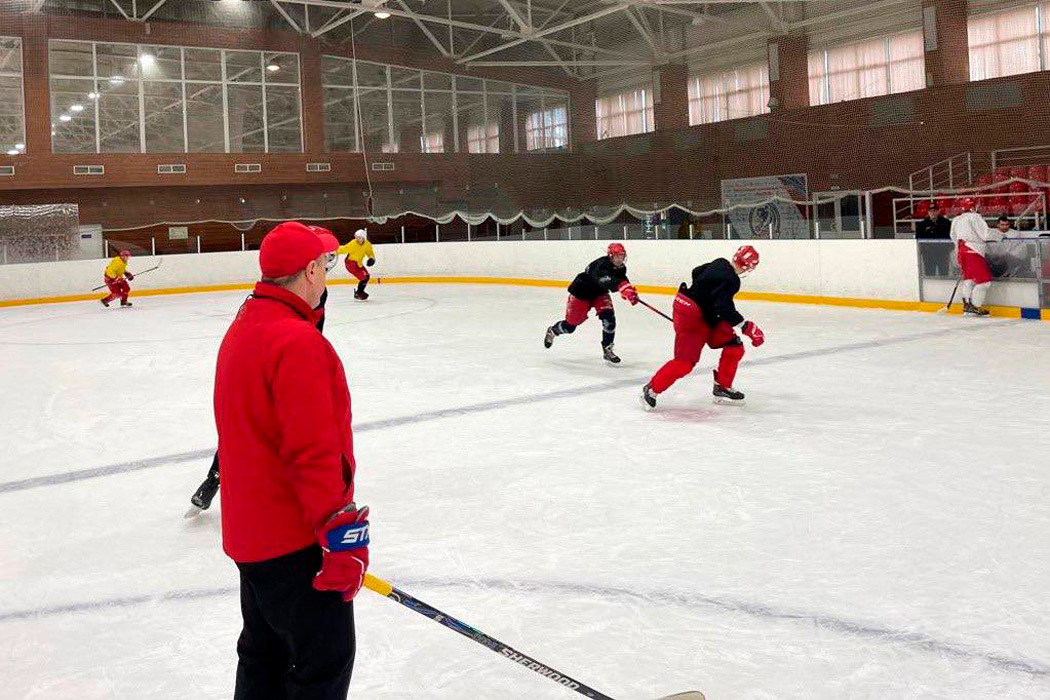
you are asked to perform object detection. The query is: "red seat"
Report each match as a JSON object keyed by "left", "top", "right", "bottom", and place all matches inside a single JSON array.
[
  {"left": 1028, "top": 164, "right": 1049, "bottom": 183},
  {"left": 1009, "top": 166, "right": 1029, "bottom": 179},
  {"left": 993, "top": 167, "right": 1012, "bottom": 182},
  {"left": 1009, "top": 181, "right": 1030, "bottom": 193},
  {"left": 1008, "top": 195, "right": 1031, "bottom": 216},
  {"left": 975, "top": 173, "right": 994, "bottom": 186}
]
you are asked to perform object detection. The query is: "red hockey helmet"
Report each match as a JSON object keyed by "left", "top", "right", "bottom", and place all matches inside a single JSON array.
[
  {"left": 732, "top": 245, "right": 759, "bottom": 273},
  {"left": 958, "top": 197, "right": 978, "bottom": 212},
  {"left": 607, "top": 242, "right": 627, "bottom": 261},
  {"left": 119, "top": 249, "right": 131, "bottom": 260}
]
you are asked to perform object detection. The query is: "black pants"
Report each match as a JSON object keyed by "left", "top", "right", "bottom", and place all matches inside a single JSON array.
[{"left": 235, "top": 545, "right": 355, "bottom": 700}]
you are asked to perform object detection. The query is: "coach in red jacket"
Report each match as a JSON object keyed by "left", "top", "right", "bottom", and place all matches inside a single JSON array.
[{"left": 214, "top": 221, "right": 369, "bottom": 700}]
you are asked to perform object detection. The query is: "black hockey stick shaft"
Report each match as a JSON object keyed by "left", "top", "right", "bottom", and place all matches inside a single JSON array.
[
  {"left": 639, "top": 299, "right": 672, "bottom": 322},
  {"left": 944, "top": 277, "right": 961, "bottom": 309},
  {"left": 363, "top": 574, "right": 617, "bottom": 699},
  {"left": 91, "top": 260, "right": 163, "bottom": 291}
]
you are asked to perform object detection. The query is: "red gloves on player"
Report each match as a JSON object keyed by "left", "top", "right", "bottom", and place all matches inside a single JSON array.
[
  {"left": 314, "top": 502, "right": 370, "bottom": 601},
  {"left": 124, "top": 272, "right": 134, "bottom": 281},
  {"left": 741, "top": 320, "right": 764, "bottom": 347},
  {"left": 618, "top": 281, "right": 639, "bottom": 305}
]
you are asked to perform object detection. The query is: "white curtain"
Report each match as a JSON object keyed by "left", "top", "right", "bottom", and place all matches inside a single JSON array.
[
  {"left": 888, "top": 31, "right": 925, "bottom": 93},
  {"left": 421, "top": 130, "right": 443, "bottom": 154},
  {"left": 809, "top": 30, "right": 925, "bottom": 105},
  {"left": 467, "top": 121, "right": 498, "bottom": 154},
  {"left": 525, "top": 107, "right": 567, "bottom": 150},
  {"left": 595, "top": 86, "right": 654, "bottom": 140},
  {"left": 689, "top": 62, "right": 770, "bottom": 125},
  {"left": 968, "top": 5, "right": 1041, "bottom": 81}
]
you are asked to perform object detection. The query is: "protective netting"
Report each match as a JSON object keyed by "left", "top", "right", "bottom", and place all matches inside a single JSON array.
[{"left": 0, "top": 204, "right": 80, "bottom": 264}]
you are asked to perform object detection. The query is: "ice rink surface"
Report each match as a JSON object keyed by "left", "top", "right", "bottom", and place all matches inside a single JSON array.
[{"left": 1, "top": 283, "right": 1049, "bottom": 700}]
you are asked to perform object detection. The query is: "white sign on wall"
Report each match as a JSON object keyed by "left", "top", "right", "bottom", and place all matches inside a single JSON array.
[
  {"left": 721, "top": 173, "right": 809, "bottom": 239},
  {"left": 168, "top": 226, "right": 189, "bottom": 240}
]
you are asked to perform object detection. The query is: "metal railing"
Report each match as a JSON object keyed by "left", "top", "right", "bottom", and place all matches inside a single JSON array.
[
  {"left": 908, "top": 153, "right": 973, "bottom": 192},
  {"left": 991, "top": 145, "right": 1050, "bottom": 171}
]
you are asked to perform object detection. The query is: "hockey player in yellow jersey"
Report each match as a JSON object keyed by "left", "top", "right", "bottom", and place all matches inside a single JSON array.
[
  {"left": 101, "top": 250, "right": 134, "bottom": 307},
  {"left": 338, "top": 229, "right": 376, "bottom": 300}
]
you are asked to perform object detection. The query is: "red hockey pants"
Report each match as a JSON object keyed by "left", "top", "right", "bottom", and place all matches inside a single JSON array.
[
  {"left": 102, "top": 276, "right": 130, "bottom": 304},
  {"left": 649, "top": 292, "right": 744, "bottom": 393}
]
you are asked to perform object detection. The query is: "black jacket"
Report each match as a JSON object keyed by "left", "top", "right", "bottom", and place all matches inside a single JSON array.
[
  {"left": 567, "top": 256, "right": 629, "bottom": 301},
  {"left": 681, "top": 258, "right": 743, "bottom": 327},
  {"left": 916, "top": 216, "right": 951, "bottom": 240}
]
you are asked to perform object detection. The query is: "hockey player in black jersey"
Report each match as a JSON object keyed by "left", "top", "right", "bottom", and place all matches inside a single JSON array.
[
  {"left": 544, "top": 242, "right": 639, "bottom": 364},
  {"left": 642, "top": 245, "right": 764, "bottom": 407}
]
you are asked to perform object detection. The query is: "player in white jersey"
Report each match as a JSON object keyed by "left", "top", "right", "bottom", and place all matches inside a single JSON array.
[{"left": 949, "top": 198, "right": 1001, "bottom": 316}]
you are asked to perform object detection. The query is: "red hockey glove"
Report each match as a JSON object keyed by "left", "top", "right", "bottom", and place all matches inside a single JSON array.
[
  {"left": 124, "top": 272, "right": 134, "bottom": 281},
  {"left": 314, "top": 503, "right": 370, "bottom": 602},
  {"left": 618, "top": 281, "right": 639, "bottom": 305},
  {"left": 366, "top": 258, "right": 376, "bottom": 267},
  {"left": 742, "top": 320, "right": 764, "bottom": 347}
]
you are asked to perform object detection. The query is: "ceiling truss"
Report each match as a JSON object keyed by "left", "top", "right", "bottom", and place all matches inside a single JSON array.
[{"left": 27, "top": 1, "right": 904, "bottom": 82}]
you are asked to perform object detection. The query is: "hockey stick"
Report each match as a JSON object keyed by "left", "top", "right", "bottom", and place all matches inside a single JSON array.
[
  {"left": 363, "top": 574, "right": 704, "bottom": 700},
  {"left": 638, "top": 299, "right": 672, "bottom": 322},
  {"left": 936, "top": 277, "right": 962, "bottom": 315},
  {"left": 91, "top": 259, "right": 163, "bottom": 291}
]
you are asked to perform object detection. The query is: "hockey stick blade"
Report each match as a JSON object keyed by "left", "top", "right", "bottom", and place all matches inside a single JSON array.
[
  {"left": 364, "top": 574, "right": 705, "bottom": 699},
  {"left": 183, "top": 505, "right": 203, "bottom": 518}
]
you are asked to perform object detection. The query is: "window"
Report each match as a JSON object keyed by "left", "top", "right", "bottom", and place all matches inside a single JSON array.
[
  {"left": 968, "top": 4, "right": 1048, "bottom": 80},
  {"left": 467, "top": 121, "right": 499, "bottom": 153},
  {"left": 321, "top": 56, "right": 568, "bottom": 154},
  {"left": 0, "top": 37, "right": 25, "bottom": 156},
  {"left": 808, "top": 31, "right": 925, "bottom": 106},
  {"left": 525, "top": 105, "right": 568, "bottom": 151},
  {"left": 688, "top": 62, "right": 769, "bottom": 125},
  {"left": 595, "top": 86, "right": 654, "bottom": 139},
  {"left": 47, "top": 40, "right": 302, "bottom": 153},
  {"left": 421, "top": 131, "right": 444, "bottom": 153}
]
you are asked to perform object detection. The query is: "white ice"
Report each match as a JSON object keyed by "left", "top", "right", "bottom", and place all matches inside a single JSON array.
[{"left": 1, "top": 284, "right": 1049, "bottom": 700}]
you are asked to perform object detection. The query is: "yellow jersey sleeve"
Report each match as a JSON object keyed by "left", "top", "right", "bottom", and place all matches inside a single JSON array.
[
  {"left": 364, "top": 241, "right": 375, "bottom": 259},
  {"left": 104, "top": 256, "right": 127, "bottom": 279},
  {"left": 336, "top": 242, "right": 354, "bottom": 256}
]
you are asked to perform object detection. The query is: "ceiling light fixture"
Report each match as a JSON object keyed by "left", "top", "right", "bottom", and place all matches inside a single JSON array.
[
  {"left": 6, "top": 149, "right": 18, "bottom": 156},
  {"left": 109, "top": 76, "right": 125, "bottom": 86},
  {"left": 139, "top": 53, "right": 156, "bottom": 67},
  {"left": 15, "top": 143, "right": 25, "bottom": 151},
  {"left": 266, "top": 63, "right": 280, "bottom": 72},
  {"left": 374, "top": 11, "right": 391, "bottom": 19},
  {"left": 59, "top": 114, "right": 72, "bottom": 122},
  {"left": 88, "top": 91, "right": 99, "bottom": 100},
  {"left": 70, "top": 103, "right": 84, "bottom": 112}
]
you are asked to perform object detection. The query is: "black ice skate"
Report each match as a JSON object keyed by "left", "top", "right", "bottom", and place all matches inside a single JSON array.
[
  {"left": 963, "top": 301, "right": 989, "bottom": 316},
  {"left": 641, "top": 383, "right": 657, "bottom": 411},
  {"left": 100, "top": 298, "right": 110, "bottom": 308},
  {"left": 354, "top": 290, "right": 369, "bottom": 301},
  {"left": 602, "top": 344, "right": 621, "bottom": 364},
  {"left": 544, "top": 326, "right": 556, "bottom": 348},
  {"left": 186, "top": 476, "right": 219, "bottom": 517},
  {"left": 120, "top": 300, "right": 133, "bottom": 307},
  {"left": 712, "top": 373, "right": 745, "bottom": 404}
]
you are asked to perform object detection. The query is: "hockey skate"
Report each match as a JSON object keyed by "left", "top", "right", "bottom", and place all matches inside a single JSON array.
[
  {"left": 120, "top": 300, "right": 133, "bottom": 307},
  {"left": 544, "top": 325, "right": 556, "bottom": 349},
  {"left": 185, "top": 476, "right": 219, "bottom": 517},
  {"left": 712, "top": 373, "right": 745, "bottom": 404},
  {"left": 963, "top": 301, "right": 989, "bottom": 316},
  {"left": 602, "top": 344, "right": 621, "bottom": 364},
  {"left": 100, "top": 298, "right": 110, "bottom": 308},
  {"left": 354, "top": 290, "right": 369, "bottom": 301},
  {"left": 641, "top": 383, "right": 657, "bottom": 411}
]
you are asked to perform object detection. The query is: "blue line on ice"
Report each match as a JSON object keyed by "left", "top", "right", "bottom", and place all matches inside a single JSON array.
[
  {"left": 0, "top": 319, "right": 1010, "bottom": 495},
  {"left": 1, "top": 576, "right": 1046, "bottom": 679}
]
